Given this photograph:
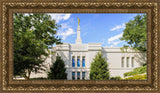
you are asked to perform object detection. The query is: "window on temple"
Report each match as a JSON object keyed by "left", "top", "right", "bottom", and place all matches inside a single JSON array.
[
  {"left": 127, "top": 57, "right": 129, "bottom": 67},
  {"left": 72, "top": 72, "right": 75, "bottom": 80},
  {"left": 77, "top": 72, "right": 80, "bottom": 80},
  {"left": 82, "top": 72, "right": 85, "bottom": 80},
  {"left": 77, "top": 56, "right": 80, "bottom": 67},
  {"left": 82, "top": 56, "right": 85, "bottom": 67},
  {"left": 72, "top": 56, "right": 75, "bottom": 67},
  {"left": 132, "top": 57, "right": 134, "bottom": 67},
  {"left": 121, "top": 57, "right": 124, "bottom": 67}
]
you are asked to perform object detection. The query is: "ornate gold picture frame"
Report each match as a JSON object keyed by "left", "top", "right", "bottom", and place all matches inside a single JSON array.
[{"left": 0, "top": 0, "right": 159, "bottom": 92}]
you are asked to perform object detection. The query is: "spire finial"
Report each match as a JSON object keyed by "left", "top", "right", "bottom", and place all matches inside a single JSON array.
[{"left": 77, "top": 17, "right": 80, "bottom": 26}]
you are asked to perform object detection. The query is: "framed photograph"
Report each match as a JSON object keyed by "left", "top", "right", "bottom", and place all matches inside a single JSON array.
[{"left": 0, "top": 0, "right": 159, "bottom": 93}]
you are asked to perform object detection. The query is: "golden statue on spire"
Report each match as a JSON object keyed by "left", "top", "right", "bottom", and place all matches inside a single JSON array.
[{"left": 77, "top": 17, "right": 80, "bottom": 26}]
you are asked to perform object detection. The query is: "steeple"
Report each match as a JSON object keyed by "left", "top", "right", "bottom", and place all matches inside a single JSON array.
[{"left": 76, "top": 17, "right": 82, "bottom": 44}]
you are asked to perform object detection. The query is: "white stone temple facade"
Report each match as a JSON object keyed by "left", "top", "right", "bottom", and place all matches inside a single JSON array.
[{"left": 30, "top": 22, "right": 146, "bottom": 80}]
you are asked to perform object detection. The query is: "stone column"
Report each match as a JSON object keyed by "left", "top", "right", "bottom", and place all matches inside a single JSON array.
[
  {"left": 80, "top": 72, "right": 82, "bottom": 80},
  {"left": 87, "top": 71, "right": 90, "bottom": 80},
  {"left": 69, "top": 56, "right": 71, "bottom": 67},
  {"left": 75, "top": 56, "right": 77, "bottom": 67},
  {"left": 130, "top": 56, "right": 132, "bottom": 68},
  {"left": 124, "top": 57, "right": 126, "bottom": 68},
  {"left": 75, "top": 71, "right": 77, "bottom": 80},
  {"left": 69, "top": 56, "right": 70, "bottom": 68},
  {"left": 80, "top": 56, "right": 82, "bottom": 67},
  {"left": 68, "top": 71, "right": 71, "bottom": 80}
]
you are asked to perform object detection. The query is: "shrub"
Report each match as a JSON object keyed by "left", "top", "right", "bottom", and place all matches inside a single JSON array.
[
  {"left": 124, "top": 74, "right": 147, "bottom": 80},
  {"left": 29, "top": 77, "right": 48, "bottom": 80},
  {"left": 110, "top": 76, "right": 122, "bottom": 80},
  {"left": 124, "top": 66, "right": 147, "bottom": 77}
]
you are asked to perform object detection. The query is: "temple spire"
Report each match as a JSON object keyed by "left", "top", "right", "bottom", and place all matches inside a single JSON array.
[{"left": 76, "top": 17, "right": 82, "bottom": 44}]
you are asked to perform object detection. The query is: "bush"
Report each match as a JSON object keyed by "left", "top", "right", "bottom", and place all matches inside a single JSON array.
[
  {"left": 29, "top": 77, "right": 48, "bottom": 80},
  {"left": 110, "top": 76, "right": 122, "bottom": 80},
  {"left": 124, "top": 74, "right": 147, "bottom": 80},
  {"left": 124, "top": 66, "right": 147, "bottom": 77}
]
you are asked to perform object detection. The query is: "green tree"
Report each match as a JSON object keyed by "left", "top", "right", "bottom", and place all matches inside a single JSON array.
[
  {"left": 90, "top": 52, "right": 110, "bottom": 80},
  {"left": 47, "top": 56, "right": 67, "bottom": 79},
  {"left": 120, "top": 14, "right": 147, "bottom": 52},
  {"left": 13, "top": 13, "right": 62, "bottom": 80}
]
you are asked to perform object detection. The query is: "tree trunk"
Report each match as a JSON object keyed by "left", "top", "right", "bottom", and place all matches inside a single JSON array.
[{"left": 23, "top": 69, "right": 31, "bottom": 80}]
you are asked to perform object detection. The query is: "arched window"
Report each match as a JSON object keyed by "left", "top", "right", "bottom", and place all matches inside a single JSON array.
[
  {"left": 121, "top": 57, "right": 124, "bottom": 67},
  {"left": 82, "top": 72, "right": 85, "bottom": 80},
  {"left": 77, "top": 72, "right": 80, "bottom": 80},
  {"left": 72, "top": 72, "right": 75, "bottom": 80},
  {"left": 127, "top": 57, "right": 129, "bottom": 67},
  {"left": 72, "top": 56, "right": 75, "bottom": 67},
  {"left": 132, "top": 57, "right": 134, "bottom": 67},
  {"left": 77, "top": 56, "right": 80, "bottom": 67},
  {"left": 82, "top": 56, "right": 85, "bottom": 67}
]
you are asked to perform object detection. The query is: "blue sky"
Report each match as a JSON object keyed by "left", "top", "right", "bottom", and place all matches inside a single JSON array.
[{"left": 48, "top": 13, "right": 145, "bottom": 47}]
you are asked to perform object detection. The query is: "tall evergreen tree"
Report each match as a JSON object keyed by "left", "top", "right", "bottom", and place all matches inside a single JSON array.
[
  {"left": 47, "top": 56, "right": 67, "bottom": 79},
  {"left": 90, "top": 52, "right": 110, "bottom": 80},
  {"left": 13, "top": 13, "right": 62, "bottom": 79}
]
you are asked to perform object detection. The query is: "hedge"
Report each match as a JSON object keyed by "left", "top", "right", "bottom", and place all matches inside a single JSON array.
[
  {"left": 124, "top": 66, "right": 147, "bottom": 77},
  {"left": 124, "top": 74, "right": 147, "bottom": 80},
  {"left": 110, "top": 76, "right": 122, "bottom": 80},
  {"left": 29, "top": 77, "right": 48, "bottom": 80}
]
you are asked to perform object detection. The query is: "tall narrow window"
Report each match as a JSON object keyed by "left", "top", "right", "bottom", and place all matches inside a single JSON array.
[
  {"left": 127, "top": 57, "right": 129, "bottom": 67},
  {"left": 82, "top": 72, "right": 85, "bottom": 80},
  {"left": 72, "top": 72, "right": 75, "bottom": 80},
  {"left": 82, "top": 56, "right": 85, "bottom": 67},
  {"left": 132, "top": 57, "right": 134, "bottom": 67},
  {"left": 121, "top": 57, "right": 124, "bottom": 67},
  {"left": 72, "top": 56, "right": 75, "bottom": 67},
  {"left": 77, "top": 56, "right": 80, "bottom": 67},
  {"left": 77, "top": 72, "right": 80, "bottom": 80}
]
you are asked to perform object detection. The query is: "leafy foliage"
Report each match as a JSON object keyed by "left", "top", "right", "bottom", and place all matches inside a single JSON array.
[
  {"left": 124, "top": 66, "right": 147, "bottom": 77},
  {"left": 110, "top": 76, "right": 122, "bottom": 80},
  {"left": 13, "top": 13, "right": 62, "bottom": 79},
  {"left": 124, "top": 74, "right": 147, "bottom": 80},
  {"left": 47, "top": 56, "right": 67, "bottom": 79},
  {"left": 120, "top": 14, "right": 147, "bottom": 52},
  {"left": 90, "top": 52, "right": 110, "bottom": 80},
  {"left": 30, "top": 77, "right": 48, "bottom": 80}
]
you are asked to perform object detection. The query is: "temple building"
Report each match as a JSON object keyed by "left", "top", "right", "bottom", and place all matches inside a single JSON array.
[{"left": 30, "top": 18, "right": 146, "bottom": 80}]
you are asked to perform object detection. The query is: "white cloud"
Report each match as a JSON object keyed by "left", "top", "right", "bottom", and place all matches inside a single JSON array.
[
  {"left": 48, "top": 13, "right": 71, "bottom": 23},
  {"left": 57, "top": 28, "right": 76, "bottom": 40},
  {"left": 108, "top": 33, "right": 123, "bottom": 44},
  {"left": 57, "top": 23, "right": 75, "bottom": 40},
  {"left": 108, "top": 40, "right": 122, "bottom": 47},
  {"left": 109, "top": 45, "right": 113, "bottom": 47},
  {"left": 101, "top": 38, "right": 107, "bottom": 45},
  {"left": 61, "top": 23, "right": 70, "bottom": 29},
  {"left": 112, "top": 41, "right": 122, "bottom": 46},
  {"left": 110, "top": 23, "right": 125, "bottom": 31},
  {"left": 63, "top": 14, "right": 71, "bottom": 20}
]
